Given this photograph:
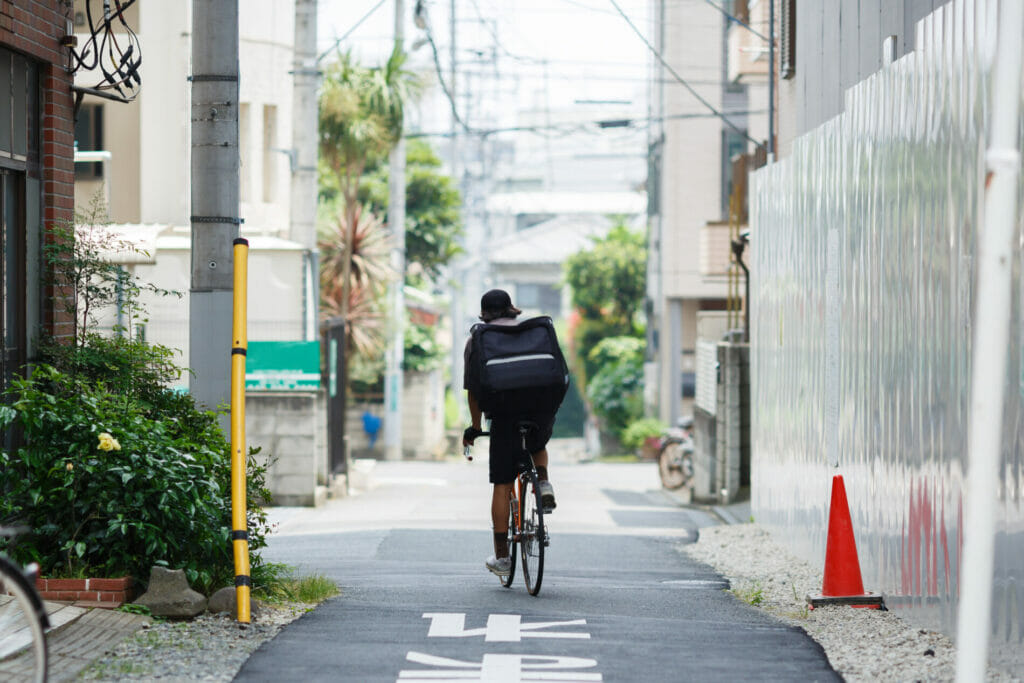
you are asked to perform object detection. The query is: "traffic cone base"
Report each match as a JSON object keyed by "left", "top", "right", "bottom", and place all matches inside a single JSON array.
[{"left": 807, "top": 475, "right": 886, "bottom": 610}]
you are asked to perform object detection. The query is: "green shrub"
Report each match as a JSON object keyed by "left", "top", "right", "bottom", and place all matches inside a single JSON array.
[
  {"left": 585, "top": 336, "right": 645, "bottom": 439},
  {"left": 621, "top": 418, "right": 667, "bottom": 451},
  {"left": 0, "top": 363, "right": 272, "bottom": 594}
]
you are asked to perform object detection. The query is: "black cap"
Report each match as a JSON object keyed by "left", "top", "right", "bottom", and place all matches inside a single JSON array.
[{"left": 481, "top": 289, "right": 513, "bottom": 312}]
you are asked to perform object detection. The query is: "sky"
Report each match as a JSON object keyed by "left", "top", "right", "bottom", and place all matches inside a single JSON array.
[{"left": 317, "top": 0, "right": 661, "bottom": 133}]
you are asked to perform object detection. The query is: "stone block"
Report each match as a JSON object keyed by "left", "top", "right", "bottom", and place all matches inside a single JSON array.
[
  {"left": 208, "top": 586, "right": 262, "bottom": 617},
  {"left": 134, "top": 567, "right": 207, "bottom": 618}
]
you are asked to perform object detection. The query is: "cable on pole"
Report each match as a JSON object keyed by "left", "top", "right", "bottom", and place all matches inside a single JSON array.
[{"left": 608, "top": 0, "right": 766, "bottom": 151}]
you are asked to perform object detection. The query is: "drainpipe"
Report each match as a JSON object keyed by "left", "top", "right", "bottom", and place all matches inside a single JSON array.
[
  {"left": 955, "top": 2, "right": 1024, "bottom": 681},
  {"left": 731, "top": 232, "right": 750, "bottom": 342}
]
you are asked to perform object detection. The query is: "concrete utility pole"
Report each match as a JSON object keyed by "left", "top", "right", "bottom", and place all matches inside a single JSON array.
[
  {"left": 448, "top": 0, "right": 463, "bottom": 411},
  {"left": 292, "top": 0, "right": 319, "bottom": 341},
  {"left": 190, "top": 0, "right": 240, "bottom": 416},
  {"left": 383, "top": 0, "right": 407, "bottom": 461}
]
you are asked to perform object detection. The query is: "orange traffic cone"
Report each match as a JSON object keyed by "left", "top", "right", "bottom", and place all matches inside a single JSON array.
[{"left": 807, "top": 475, "right": 885, "bottom": 609}]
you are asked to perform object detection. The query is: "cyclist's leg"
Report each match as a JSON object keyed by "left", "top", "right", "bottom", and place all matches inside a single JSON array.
[
  {"left": 486, "top": 419, "right": 519, "bottom": 575},
  {"left": 491, "top": 482, "right": 514, "bottom": 555},
  {"left": 526, "top": 416, "right": 557, "bottom": 511}
]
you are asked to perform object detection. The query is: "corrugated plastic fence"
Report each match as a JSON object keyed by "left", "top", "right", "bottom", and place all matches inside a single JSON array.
[{"left": 751, "top": 0, "right": 1024, "bottom": 669}]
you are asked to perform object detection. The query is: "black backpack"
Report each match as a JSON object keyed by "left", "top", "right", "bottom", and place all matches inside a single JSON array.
[{"left": 467, "top": 316, "right": 570, "bottom": 418}]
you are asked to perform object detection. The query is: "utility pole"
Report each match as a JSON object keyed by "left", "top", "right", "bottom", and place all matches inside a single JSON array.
[
  {"left": 448, "top": 0, "right": 463, "bottom": 410},
  {"left": 384, "top": 0, "right": 406, "bottom": 461},
  {"left": 292, "top": 0, "right": 319, "bottom": 340},
  {"left": 190, "top": 0, "right": 240, "bottom": 417}
]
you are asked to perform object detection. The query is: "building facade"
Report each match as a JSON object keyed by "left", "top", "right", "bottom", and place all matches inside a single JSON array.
[
  {"left": 1, "top": 1, "right": 77, "bottom": 395},
  {"left": 648, "top": 0, "right": 769, "bottom": 425},
  {"left": 71, "top": 1, "right": 309, "bottom": 373}
]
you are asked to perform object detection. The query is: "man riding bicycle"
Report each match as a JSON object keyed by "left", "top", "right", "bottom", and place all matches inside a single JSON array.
[{"left": 462, "top": 289, "right": 559, "bottom": 578}]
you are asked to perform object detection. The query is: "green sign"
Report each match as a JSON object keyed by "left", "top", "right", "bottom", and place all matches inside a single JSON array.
[{"left": 245, "top": 341, "right": 320, "bottom": 391}]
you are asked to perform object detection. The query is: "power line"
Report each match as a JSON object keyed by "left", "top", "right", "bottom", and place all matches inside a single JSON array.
[
  {"left": 317, "top": 0, "right": 389, "bottom": 64},
  {"left": 703, "top": 0, "right": 769, "bottom": 41},
  {"left": 406, "top": 108, "right": 766, "bottom": 139},
  {"left": 607, "top": 0, "right": 765, "bottom": 151}
]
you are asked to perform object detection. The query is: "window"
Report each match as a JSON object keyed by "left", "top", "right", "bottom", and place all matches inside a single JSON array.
[
  {"left": 74, "top": 104, "right": 104, "bottom": 178},
  {"left": 515, "top": 283, "right": 562, "bottom": 317},
  {"left": 1, "top": 170, "right": 25, "bottom": 397},
  {"left": 262, "top": 104, "right": 277, "bottom": 202},
  {"left": 240, "top": 103, "right": 251, "bottom": 202},
  {"left": 780, "top": 0, "right": 796, "bottom": 79},
  {"left": 721, "top": 130, "right": 747, "bottom": 216}
]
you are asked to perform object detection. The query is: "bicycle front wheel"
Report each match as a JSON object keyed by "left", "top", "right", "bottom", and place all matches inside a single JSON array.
[
  {"left": 0, "top": 558, "right": 48, "bottom": 683},
  {"left": 519, "top": 472, "right": 545, "bottom": 596}
]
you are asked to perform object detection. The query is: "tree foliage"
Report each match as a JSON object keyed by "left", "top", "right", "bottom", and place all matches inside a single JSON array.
[
  {"left": 356, "top": 139, "right": 463, "bottom": 284},
  {"left": 317, "top": 48, "right": 419, "bottom": 356},
  {"left": 564, "top": 223, "right": 646, "bottom": 334}
]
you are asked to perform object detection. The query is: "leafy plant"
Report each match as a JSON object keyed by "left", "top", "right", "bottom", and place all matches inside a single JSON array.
[
  {"left": 45, "top": 193, "right": 179, "bottom": 346},
  {"left": 355, "top": 139, "right": 464, "bottom": 284},
  {"left": 1, "top": 197, "right": 273, "bottom": 593},
  {"left": 0, "top": 364, "right": 273, "bottom": 593},
  {"left": 585, "top": 336, "right": 645, "bottom": 439},
  {"left": 621, "top": 418, "right": 667, "bottom": 451},
  {"left": 403, "top": 319, "right": 444, "bottom": 372}
]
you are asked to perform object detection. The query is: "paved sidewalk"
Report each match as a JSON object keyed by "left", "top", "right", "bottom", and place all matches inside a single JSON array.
[{"left": 0, "top": 601, "right": 149, "bottom": 682}]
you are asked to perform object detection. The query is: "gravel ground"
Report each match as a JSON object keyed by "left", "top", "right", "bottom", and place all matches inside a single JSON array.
[
  {"left": 77, "top": 603, "right": 312, "bottom": 682},
  {"left": 682, "top": 524, "right": 1018, "bottom": 682}
]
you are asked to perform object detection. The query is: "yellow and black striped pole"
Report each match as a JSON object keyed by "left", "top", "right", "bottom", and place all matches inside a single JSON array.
[{"left": 230, "top": 237, "right": 252, "bottom": 623}]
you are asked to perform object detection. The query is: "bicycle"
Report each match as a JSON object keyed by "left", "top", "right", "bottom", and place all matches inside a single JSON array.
[
  {"left": 464, "top": 421, "right": 549, "bottom": 596},
  {"left": 658, "top": 416, "right": 694, "bottom": 490},
  {"left": 0, "top": 525, "right": 49, "bottom": 683}
]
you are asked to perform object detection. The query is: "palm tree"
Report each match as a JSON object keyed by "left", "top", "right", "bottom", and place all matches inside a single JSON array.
[
  {"left": 318, "top": 204, "right": 394, "bottom": 356},
  {"left": 318, "top": 48, "right": 418, "bottom": 350}
]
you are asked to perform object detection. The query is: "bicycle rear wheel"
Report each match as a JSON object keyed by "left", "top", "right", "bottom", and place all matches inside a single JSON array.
[
  {"left": 501, "top": 497, "right": 517, "bottom": 588},
  {"left": 519, "top": 471, "right": 545, "bottom": 596},
  {"left": 0, "top": 558, "right": 48, "bottom": 683}
]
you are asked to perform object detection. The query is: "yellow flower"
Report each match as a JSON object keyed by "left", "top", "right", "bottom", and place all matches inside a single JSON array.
[
  {"left": 97, "top": 432, "right": 121, "bottom": 452},
  {"left": 66, "top": 461, "right": 74, "bottom": 471}
]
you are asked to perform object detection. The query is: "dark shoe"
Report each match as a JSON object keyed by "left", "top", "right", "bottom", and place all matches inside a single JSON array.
[{"left": 537, "top": 480, "right": 556, "bottom": 513}]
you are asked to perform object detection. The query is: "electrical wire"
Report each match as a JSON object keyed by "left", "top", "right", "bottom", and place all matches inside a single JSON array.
[
  {"left": 69, "top": 0, "right": 142, "bottom": 100},
  {"left": 703, "top": 0, "right": 769, "bottom": 42},
  {"left": 317, "top": 0, "right": 389, "bottom": 64},
  {"left": 406, "top": 108, "right": 766, "bottom": 139},
  {"left": 608, "top": 0, "right": 765, "bottom": 150}
]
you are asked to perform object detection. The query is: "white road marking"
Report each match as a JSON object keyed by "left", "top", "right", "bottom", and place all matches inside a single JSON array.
[
  {"left": 398, "top": 652, "right": 603, "bottom": 682},
  {"left": 423, "top": 613, "right": 591, "bottom": 642}
]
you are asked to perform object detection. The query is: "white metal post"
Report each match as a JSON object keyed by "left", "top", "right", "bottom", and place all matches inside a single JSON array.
[
  {"left": 955, "top": 1, "right": 1024, "bottom": 680},
  {"left": 384, "top": 0, "right": 407, "bottom": 461}
]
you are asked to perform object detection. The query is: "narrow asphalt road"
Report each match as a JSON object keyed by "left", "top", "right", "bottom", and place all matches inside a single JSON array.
[{"left": 235, "top": 458, "right": 838, "bottom": 682}]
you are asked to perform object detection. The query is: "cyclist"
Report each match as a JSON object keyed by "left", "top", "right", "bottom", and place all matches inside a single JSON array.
[{"left": 462, "top": 289, "right": 558, "bottom": 577}]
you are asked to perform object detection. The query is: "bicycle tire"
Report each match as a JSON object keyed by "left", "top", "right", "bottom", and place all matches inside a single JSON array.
[
  {"left": 658, "top": 442, "right": 688, "bottom": 490},
  {"left": 501, "top": 497, "right": 517, "bottom": 588},
  {"left": 519, "top": 471, "right": 545, "bottom": 596},
  {"left": 0, "top": 557, "right": 49, "bottom": 683}
]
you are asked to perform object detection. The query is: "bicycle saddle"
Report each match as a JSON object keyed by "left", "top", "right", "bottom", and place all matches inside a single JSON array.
[{"left": 515, "top": 420, "right": 540, "bottom": 434}]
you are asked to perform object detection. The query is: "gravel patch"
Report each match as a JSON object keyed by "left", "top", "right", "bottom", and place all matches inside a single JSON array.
[
  {"left": 683, "top": 524, "right": 1017, "bottom": 682},
  {"left": 78, "top": 603, "right": 311, "bottom": 682}
]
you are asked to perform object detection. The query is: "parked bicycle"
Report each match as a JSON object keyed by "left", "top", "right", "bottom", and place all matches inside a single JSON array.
[
  {"left": 658, "top": 416, "right": 694, "bottom": 490},
  {"left": 0, "top": 525, "right": 50, "bottom": 682},
  {"left": 464, "top": 421, "right": 549, "bottom": 596}
]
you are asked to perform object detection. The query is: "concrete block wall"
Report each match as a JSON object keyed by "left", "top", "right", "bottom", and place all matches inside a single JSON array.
[
  {"left": 715, "top": 343, "right": 750, "bottom": 503},
  {"left": 246, "top": 390, "right": 326, "bottom": 506},
  {"left": 347, "top": 370, "right": 447, "bottom": 460}
]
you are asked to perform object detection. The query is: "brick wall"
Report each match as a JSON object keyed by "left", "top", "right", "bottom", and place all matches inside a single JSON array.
[{"left": 1, "top": 0, "right": 76, "bottom": 340}]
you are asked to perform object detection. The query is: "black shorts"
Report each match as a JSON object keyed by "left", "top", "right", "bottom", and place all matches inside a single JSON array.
[{"left": 488, "top": 414, "right": 554, "bottom": 484}]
